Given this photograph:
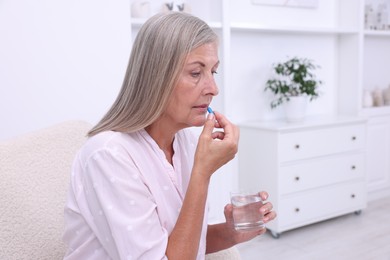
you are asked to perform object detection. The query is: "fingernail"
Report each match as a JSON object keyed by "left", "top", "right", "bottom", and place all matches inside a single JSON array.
[{"left": 207, "top": 113, "right": 214, "bottom": 120}]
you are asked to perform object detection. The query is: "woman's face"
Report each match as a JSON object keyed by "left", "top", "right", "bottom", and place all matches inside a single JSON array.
[{"left": 165, "top": 42, "right": 219, "bottom": 129}]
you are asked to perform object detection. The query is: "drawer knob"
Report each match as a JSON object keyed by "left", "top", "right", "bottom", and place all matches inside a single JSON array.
[
  {"left": 352, "top": 136, "right": 357, "bottom": 141},
  {"left": 351, "top": 194, "right": 356, "bottom": 198},
  {"left": 295, "top": 176, "right": 300, "bottom": 181},
  {"left": 295, "top": 208, "right": 300, "bottom": 213},
  {"left": 295, "top": 144, "right": 300, "bottom": 149},
  {"left": 351, "top": 165, "right": 356, "bottom": 170}
]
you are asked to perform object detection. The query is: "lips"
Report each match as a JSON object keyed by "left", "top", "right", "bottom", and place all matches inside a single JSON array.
[
  {"left": 193, "top": 104, "right": 209, "bottom": 113},
  {"left": 193, "top": 104, "right": 209, "bottom": 109}
]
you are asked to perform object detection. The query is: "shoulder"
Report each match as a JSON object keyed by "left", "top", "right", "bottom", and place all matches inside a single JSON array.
[
  {"left": 76, "top": 131, "right": 141, "bottom": 164},
  {"left": 83, "top": 131, "right": 127, "bottom": 152}
]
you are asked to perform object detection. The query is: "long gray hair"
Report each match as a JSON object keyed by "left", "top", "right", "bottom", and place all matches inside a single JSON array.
[{"left": 88, "top": 12, "right": 218, "bottom": 136}]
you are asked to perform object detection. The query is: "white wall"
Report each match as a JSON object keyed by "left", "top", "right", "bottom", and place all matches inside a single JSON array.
[
  {"left": 0, "top": 0, "right": 131, "bottom": 141},
  {"left": 0, "top": 0, "right": 343, "bottom": 223},
  {"left": 0, "top": 0, "right": 230, "bottom": 223}
]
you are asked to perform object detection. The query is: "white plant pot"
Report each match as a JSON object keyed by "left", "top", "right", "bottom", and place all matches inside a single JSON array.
[{"left": 284, "top": 96, "right": 308, "bottom": 123}]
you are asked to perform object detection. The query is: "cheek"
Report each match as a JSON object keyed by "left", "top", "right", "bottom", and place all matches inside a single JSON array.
[
  {"left": 174, "top": 89, "right": 199, "bottom": 109},
  {"left": 170, "top": 80, "right": 204, "bottom": 120}
]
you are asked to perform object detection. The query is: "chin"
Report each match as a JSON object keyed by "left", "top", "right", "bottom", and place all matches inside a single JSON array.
[{"left": 191, "top": 117, "right": 207, "bottom": 127}]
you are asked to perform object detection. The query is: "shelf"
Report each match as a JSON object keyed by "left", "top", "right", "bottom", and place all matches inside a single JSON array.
[
  {"left": 239, "top": 115, "right": 366, "bottom": 132},
  {"left": 131, "top": 18, "right": 222, "bottom": 29},
  {"left": 361, "top": 106, "right": 390, "bottom": 117},
  {"left": 364, "top": 30, "right": 390, "bottom": 37},
  {"left": 230, "top": 22, "right": 358, "bottom": 35}
]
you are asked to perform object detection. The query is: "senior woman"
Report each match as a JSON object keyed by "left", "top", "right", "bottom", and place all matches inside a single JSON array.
[{"left": 63, "top": 12, "right": 276, "bottom": 260}]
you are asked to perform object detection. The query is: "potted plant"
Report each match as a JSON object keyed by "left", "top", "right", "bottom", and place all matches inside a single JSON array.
[{"left": 265, "top": 57, "right": 322, "bottom": 122}]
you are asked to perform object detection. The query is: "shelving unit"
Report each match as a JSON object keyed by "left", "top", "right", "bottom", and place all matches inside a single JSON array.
[
  {"left": 361, "top": 0, "right": 390, "bottom": 200},
  {"left": 129, "top": 1, "right": 390, "bottom": 116},
  {"left": 129, "top": 0, "right": 390, "bottom": 221},
  {"left": 364, "top": 30, "right": 390, "bottom": 36},
  {"left": 230, "top": 23, "right": 358, "bottom": 34}
]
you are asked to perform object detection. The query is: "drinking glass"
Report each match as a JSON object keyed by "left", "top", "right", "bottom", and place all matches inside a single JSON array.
[{"left": 230, "top": 191, "right": 265, "bottom": 231}]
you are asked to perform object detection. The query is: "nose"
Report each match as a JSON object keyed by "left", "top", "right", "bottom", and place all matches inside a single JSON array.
[{"left": 203, "top": 73, "right": 219, "bottom": 96}]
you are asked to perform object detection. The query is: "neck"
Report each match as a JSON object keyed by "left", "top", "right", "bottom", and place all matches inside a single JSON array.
[{"left": 145, "top": 118, "right": 180, "bottom": 164}]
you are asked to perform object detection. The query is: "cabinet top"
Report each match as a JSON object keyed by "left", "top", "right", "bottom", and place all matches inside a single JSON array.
[{"left": 238, "top": 115, "right": 366, "bottom": 132}]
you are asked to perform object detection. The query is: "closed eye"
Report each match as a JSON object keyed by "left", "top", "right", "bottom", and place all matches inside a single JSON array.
[{"left": 191, "top": 72, "right": 201, "bottom": 78}]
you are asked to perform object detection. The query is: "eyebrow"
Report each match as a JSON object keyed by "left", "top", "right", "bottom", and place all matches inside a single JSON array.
[{"left": 187, "top": 60, "right": 220, "bottom": 68}]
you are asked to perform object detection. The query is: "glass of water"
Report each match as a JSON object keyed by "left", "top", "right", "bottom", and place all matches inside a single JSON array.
[{"left": 230, "top": 191, "right": 265, "bottom": 231}]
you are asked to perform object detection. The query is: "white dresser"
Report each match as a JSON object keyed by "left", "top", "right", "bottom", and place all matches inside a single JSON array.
[{"left": 238, "top": 116, "right": 367, "bottom": 238}]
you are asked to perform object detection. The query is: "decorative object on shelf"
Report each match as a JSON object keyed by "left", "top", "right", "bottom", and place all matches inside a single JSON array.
[
  {"left": 131, "top": 0, "right": 151, "bottom": 18},
  {"left": 377, "top": 3, "right": 389, "bottom": 30},
  {"left": 177, "top": 2, "right": 191, "bottom": 13},
  {"left": 161, "top": 1, "right": 191, "bottom": 13},
  {"left": 383, "top": 85, "right": 390, "bottom": 106},
  {"left": 265, "top": 56, "right": 322, "bottom": 122},
  {"left": 163, "top": 2, "right": 174, "bottom": 11},
  {"left": 177, "top": 3, "right": 185, "bottom": 11},
  {"left": 362, "top": 89, "right": 374, "bottom": 108},
  {"left": 365, "top": 2, "right": 390, "bottom": 31},
  {"left": 365, "top": 4, "right": 377, "bottom": 29},
  {"left": 372, "top": 88, "right": 384, "bottom": 107}
]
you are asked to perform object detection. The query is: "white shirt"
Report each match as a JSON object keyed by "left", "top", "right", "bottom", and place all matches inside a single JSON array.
[{"left": 63, "top": 129, "right": 208, "bottom": 260}]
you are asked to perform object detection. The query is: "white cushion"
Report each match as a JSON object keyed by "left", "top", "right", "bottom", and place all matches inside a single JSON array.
[
  {"left": 0, "top": 121, "right": 91, "bottom": 260},
  {"left": 206, "top": 246, "right": 241, "bottom": 260}
]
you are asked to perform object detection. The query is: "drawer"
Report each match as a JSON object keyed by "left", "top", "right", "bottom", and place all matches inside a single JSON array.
[
  {"left": 279, "top": 124, "right": 365, "bottom": 162},
  {"left": 277, "top": 181, "right": 366, "bottom": 230},
  {"left": 279, "top": 153, "right": 365, "bottom": 194}
]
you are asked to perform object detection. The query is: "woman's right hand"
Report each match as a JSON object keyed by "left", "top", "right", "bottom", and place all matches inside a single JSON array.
[{"left": 194, "top": 111, "right": 240, "bottom": 178}]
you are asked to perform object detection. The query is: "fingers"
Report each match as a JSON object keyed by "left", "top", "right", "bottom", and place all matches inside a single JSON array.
[
  {"left": 224, "top": 204, "right": 233, "bottom": 220},
  {"left": 211, "top": 131, "right": 225, "bottom": 140},
  {"left": 213, "top": 111, "right": 239, "bottom": 141},
  {"left": 213, "top": 111, "right": 229, "bottom": 128},
  {"left": 223, "top": 204, "right": 235, "bottom": 229},
  {"left": 259, "top": 199, "right": 276, "bottom": 223},
  {"left": 203, "top": 110, "right": 239, "bottom": 142},
  {"left": 194, "top": 110, "right": 239, "bottom": 177},
  {"left": 200, "top": 112, "right": 216, "bottom": 138},
  {"left": 260, "top": 201, "right": 271, "bottom": 211},
  {"left": 259, "top": 191, "right": 269, "bottom": 201},
  {"left": 257, "top": 191, "right": 276, "bottom": 223},
  {"left": 263, "top": 211, "right": 277, "bottom": 223}
]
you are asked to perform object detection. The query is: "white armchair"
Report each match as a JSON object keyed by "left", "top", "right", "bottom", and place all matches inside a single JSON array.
[
  {"left": 0, "top": 121, "right": 91, "bottom": 259},
  {"left": 206, "top": 247, "right": 241, "bottom": 260}
]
